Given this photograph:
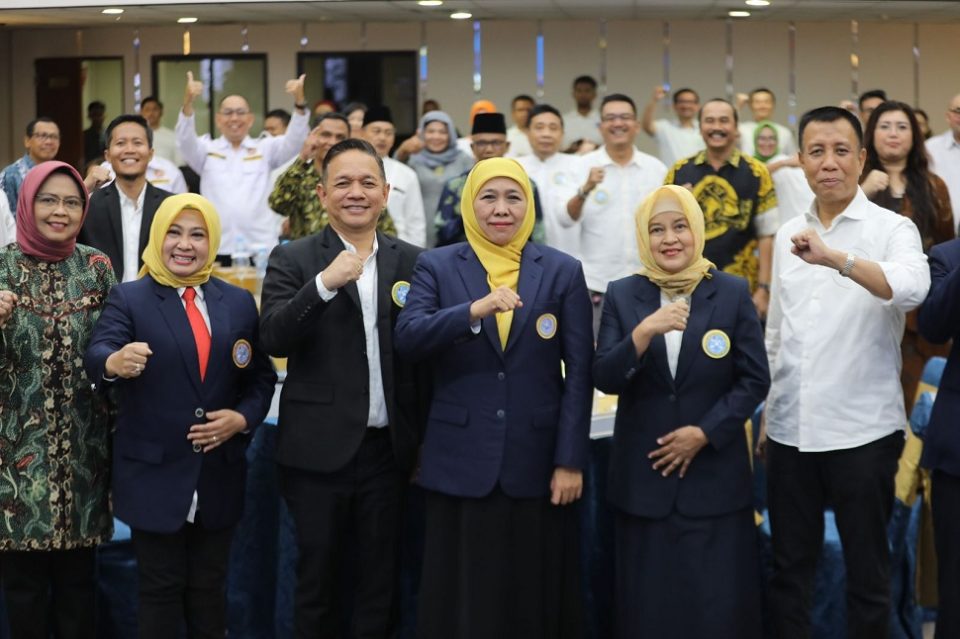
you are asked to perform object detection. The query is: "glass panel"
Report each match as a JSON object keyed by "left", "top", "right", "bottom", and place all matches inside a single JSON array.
[{"left": 156, "top": 58, "right": 207, "bottom": 135}]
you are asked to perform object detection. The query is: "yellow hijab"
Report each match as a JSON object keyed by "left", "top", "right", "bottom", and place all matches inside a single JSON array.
[
  {"left": 138, "top": 193, "right": 222, "bottom": 288},
  {"left": 461, "top": 158, "right": 536, "bottom": 348},
  {"left": 635, "top": 185, "right": 715, "bottom": 298}
]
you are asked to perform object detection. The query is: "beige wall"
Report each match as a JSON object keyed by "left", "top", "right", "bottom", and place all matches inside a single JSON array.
[{"left": 1, "top": 18, "right": 959, "bottom": 165}]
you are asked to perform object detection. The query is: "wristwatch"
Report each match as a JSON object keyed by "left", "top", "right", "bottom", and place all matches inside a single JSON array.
[{"left": 839, "top": 253, "right": 856, "bottom": 277}]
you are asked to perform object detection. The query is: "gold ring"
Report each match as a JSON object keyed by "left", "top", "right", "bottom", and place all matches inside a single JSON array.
[{"left": 213, "top": 435, "right": 218, "bottom": 443}]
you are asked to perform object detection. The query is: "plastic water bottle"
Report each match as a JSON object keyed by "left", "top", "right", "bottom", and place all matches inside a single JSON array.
[{"left": 232, "top": 234, "right": 251, "bottom": 268}]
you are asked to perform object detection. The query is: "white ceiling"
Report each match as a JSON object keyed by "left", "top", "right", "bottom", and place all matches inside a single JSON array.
[{"left": 1, "top": 0, "right": 959, "bottom": 28}]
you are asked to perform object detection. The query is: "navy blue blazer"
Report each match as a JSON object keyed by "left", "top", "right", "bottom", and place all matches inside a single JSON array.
[
  {"left": 918, "top": 239, "right": 960, "bottom": 476},
  {"left": 394, "top": 241, "right": 594, "bottom": 499},
  {"left": 85, "top": 276, "right": 276, "bottom": 533},
  {"left": 593, "top": 271, "right": 769, "bottom": 519}
]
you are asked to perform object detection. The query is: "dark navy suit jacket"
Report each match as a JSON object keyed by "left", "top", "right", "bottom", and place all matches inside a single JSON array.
[
  {"left": 918, "top": 239, "right": 960, "bottom": 476},
  {"left": 395, "top": 241, "right": 594, "bottom": 499},
  {"left": 85, "top": 276, "right": 276, "bottom": 533},
  {"left": 593, "top": 271, "right": 769, "bottom": 519}
]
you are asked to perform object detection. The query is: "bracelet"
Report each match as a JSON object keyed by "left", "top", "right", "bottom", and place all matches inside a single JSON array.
[
  {"left": 839, "top": 253, "right": 856, "bottom": 277},
  {"left": 294, "top": 102, "right": 307, "bottom": 110}
]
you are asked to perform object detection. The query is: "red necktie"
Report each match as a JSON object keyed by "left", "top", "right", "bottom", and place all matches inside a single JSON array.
[{"left": 182, "top": 288, "right": 210, "bottom": 381}]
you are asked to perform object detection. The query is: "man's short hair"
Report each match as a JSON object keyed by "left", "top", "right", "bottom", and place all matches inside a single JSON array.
[
  {"left": 601, "top": 93, "right": 637, "bottom": 114},
  {"left": 858, "top": 89, "right": 887, "bottom": 110},
  {"left": 672, "top": 88, "right": 699, "bottom": 105},
  {"left": 511, "top": 94, "right": 535, "bottom": 108},
  {"left": 140, "top": 96, "right": 163, "bottom": 110},
  {"left": 573, "top": 75, "right": 598, "bottom": 89},
  {"left": 798, "top": 106, "right": 864, "bottom": 150},
  {"left": 26, "top": 117, "right": 56, "bottom": 138},
  {"left": 312, "top": 111, "right": 351, "bottom": 132},
  {"left": 698, "top": 98, "right": 739, "bottom": 125},
  {"left": 526, "top": 104, "right": 563, "bottom": 129},
  {"left": 750, "top": 87, "right": 776, "bottom": 102},
  {"left": 265, "top": 109, "right": 291, "bottom": 127},
  {"left": 104, "top": 114, "right": 154, "bottom": 148},
  {"left": 321, "top": 138, "right": 386, "bottom": 185},
  {"left": 87, "top": 100, "right": 106, "bottom": 113}
]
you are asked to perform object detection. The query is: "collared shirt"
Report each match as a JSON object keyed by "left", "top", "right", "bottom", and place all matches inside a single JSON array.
[
  {"left": 653, "top": 119, "right": 705, "bottom": 168},
  {"left": 383, "top": 156, "right": 426, "bottom": 247},
  {"left": 926, "top": 130, "right": 960, "bottom": 230},
  {"left": 314, "top": 235, "right": 388, "bottom": 428},
  {"left": 176, "top": 108, "right": 309, "bottom": 254},
  {"left": 505, "top": 125, "right": 533, "bottom": 158},
  {"left": 99, "top": 157, "right": 187, "bottom": 196},
  {"left": 765, "top": 189, "right": 930, "bottom": 452},
  {"left": 665, "top": 148, "right": 779, "bottom": 291},
  {"left": 0, "top": 195, "right": 14, "bottom": 245},
  {"left": 151, "top": 126, "right": 183, "bottom": 166},
  {"left": 739, "top": 120, "right": 798, "bottom": 157},
  {"left": 517, "top": 152, "right": 583, "bottom": 259},
  {"left": 660, "top": 290, "right": 683, "bottom": 379},
  {"left": 117, "top": 184, "right": 146, "bottom": 282},
  {"left": 176, "top": 285, "right": 210, "bottom": 523},
  {"left": 562, "top": 108, "right": 603, "bottom": 147},
  {"left": 0, "top": 154, "right": 36, "bottom": 214},
  {"left": 568, "top": 145, "right": 667, "bottom": 292}
]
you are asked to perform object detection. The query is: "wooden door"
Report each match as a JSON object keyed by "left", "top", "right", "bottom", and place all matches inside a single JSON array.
[{"left": 35, "top": 58, "right": 83, "bottom": 169}]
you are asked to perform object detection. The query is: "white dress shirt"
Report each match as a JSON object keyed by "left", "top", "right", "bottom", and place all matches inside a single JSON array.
[
  {"left": 176, "top": 285, "right": 210, "bottom": 523},
  {"left": 176, "top": 108, "right": 309, "bottom": 255},
  {"left": 517, "top": 152, "right": 583, "bottom": 259},
  {"left": 653, "top": 119, "right": 705, "bottom": 168},
  {"left": 117, "top": 184, "right": 146, "bottom": 282},
  {"left": 739, "top": 121, "right": 797, "bottom": 157},
  {"left": 383, "top": 157, "right": 427, "bottom": 247},
  {"left": 567, "top": 146, "right": 668, "bottom": 292},
  {"left": 99, "top": 157, "right": 187, "bottom": 196},
  {"left": 765, "top": 189, "right": 930, "bottom": 452},
  {"left": 151, "top": 126, "right": 183, "bottom": 166},
  {"left": 660, "top": 290, "right": 683, "bottom": 379},
  {"left": 926, "top": 130, "right": 960, "bottom": 230},
  {"left": 0, "top": 196, "right": 14, "bottom": 246},
  {"left": 562, "top": 108, "right": 602, "bottom": 147},
  {"left": 505, "top": 125, "right": 533, "bottom": 158},
  {"left": 314, "top": 235, "right": 388, "bottom": 428}
]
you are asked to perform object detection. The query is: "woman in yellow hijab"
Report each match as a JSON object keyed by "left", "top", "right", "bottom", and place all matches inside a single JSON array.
[
  {"left": 594, "top": 185, "right": 770, "bottom": 639},
  {"left": 85, "top": 194, "right": 277, "bottom": 638},
  {"left": 396, "top": 158, "right": 594, "bottom": 638}
]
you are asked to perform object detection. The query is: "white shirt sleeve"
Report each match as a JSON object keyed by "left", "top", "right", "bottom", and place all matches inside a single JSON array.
[
  {"left": 175, "top": 110, "right": 208, "bottom": 174},
  {"left": 876, "top": 215, "right": 931, "bottom": 311},
  {"left": 263, "top": 109, "right": 310, "bottom": 170},
  {"left": 315, "top": 271, "right": 339, "bottom": 302},
  {"left": 764, "top": 226, "right": 787, "bottom": 374}
]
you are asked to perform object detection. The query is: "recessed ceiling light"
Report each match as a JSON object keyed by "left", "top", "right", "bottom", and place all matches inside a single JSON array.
[
  {"left": 450, "top": 11, "right": 472, "bottom": 19},
  {"left": 728, "top": 10, "right": 751, "bottom": 17},
  {"left": 101, "top": 8, "right": 124, "bottom": 14},
  {"left": 177, "top": 17, "right": 198, "bottom": 24},
  {"left": 418, "top": 0, "right": 443, "bottom": 6},
  {"left": 745, "top": 0, "right": 770, "bottom": 6}
]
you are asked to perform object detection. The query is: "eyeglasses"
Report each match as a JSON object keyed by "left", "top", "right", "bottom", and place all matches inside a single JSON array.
[
  {"left": 601, "top": 114, "right": 636, "bottom": 123},
  {"left": 31, "top": 133, "right": 60, "bottom": 141},
  {"left": 949, "top": 108, "right": 960, "bottom": 116},
  {"left": 219, "top": 108, "right": 250, "bottom": 117},
  {"left": 35, "top": 194, "right": 83, "bottom": 212},
  {"left": 472, "top": 139, "right": 506, "bottom": 149}
]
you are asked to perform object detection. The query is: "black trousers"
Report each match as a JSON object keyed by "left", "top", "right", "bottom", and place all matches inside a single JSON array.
[
  {"left": 0, "top": 547, "right": 96, "bottom": 639},
  {"left": 279, "top": 427, "right": 404, "bottom": 639},
  {"left": 131, "top": 520, "right": 235, "bottom": 639},
  {"left": 932, "top": 470, "right": 960, "bottom": 639},
  {"left": 766, "top": 431, "right": 903, "bottom": 639}
]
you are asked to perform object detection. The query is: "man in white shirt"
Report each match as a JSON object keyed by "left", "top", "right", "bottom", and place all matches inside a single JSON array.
[
  {"left": 738, "top": 88, "right": 797, "bottom": 157},
  {"left": 516, "top": 104, "right": 582, "bottom": 259},
  {"left": 565, "top": 93, "right": 668, "bottom": 330},
  {"left": 762, "top": 106, "right": 930, "bottom": 639},
  {"left": 505, "top": 94, "right": 534, "bottom": 158},
  {"left": 562, "top": 75, "right": 603, "bottom": 149},
  {"left": 140, "top": 96, "right": 183, "bottom": 167},
  {"left": 362, "top": 106, "right": 427, "bottom": 246},
  {"left": 640, "top": 85, "right": 705, "bottom": 167},
  {"left": 176, "top": 71, "right": 309, "bottom": 260},
  {"left": 926, "top": 93, "right": 960, "bottom": 230},
  {"left": 79, "top": 114, "right": 173, "bottom": 282}
]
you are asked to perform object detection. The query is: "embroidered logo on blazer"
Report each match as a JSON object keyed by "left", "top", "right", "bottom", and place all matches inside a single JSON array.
[
  {"left": 232, "top": 339, "right": 253, "bottom": 368},
  {"left": 536, "top": 313, "right": 558, "bottom": 339},
  {"left": 702, "top": 329, "right": 731, "bottom": 359},
  {"left": 391, "top": 281, "right": 411, "bottom": 308}
]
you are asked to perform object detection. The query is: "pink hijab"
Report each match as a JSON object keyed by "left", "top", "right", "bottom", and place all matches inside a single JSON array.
[{"left": 16, "top": 161, "right": 90, "bottom": 262}]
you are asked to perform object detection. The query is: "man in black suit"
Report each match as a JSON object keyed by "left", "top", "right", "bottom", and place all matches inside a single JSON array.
[
  {"left": 260, "top": 138, "right": 424, "bottom": 639},
  {"left": 78, "top": 114, "right": 171, "bottom": 282}
]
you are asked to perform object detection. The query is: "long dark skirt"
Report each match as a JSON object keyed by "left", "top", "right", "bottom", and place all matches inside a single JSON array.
[
  {"left": 417, "top": 487, "right": 583, "bottom": 639},
  {"left": 615, "top": 507, "right": 761, "bottom": 639}
]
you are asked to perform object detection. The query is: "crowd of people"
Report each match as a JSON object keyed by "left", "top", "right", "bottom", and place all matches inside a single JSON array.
[{"left": 0, "top": 66, "right": 959, "bottom": 639}]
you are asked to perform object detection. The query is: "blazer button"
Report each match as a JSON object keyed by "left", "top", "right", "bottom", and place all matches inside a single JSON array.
[
  {"left": 668, "top": 394, "right": 677, "bottom": 402},
  {"left": 192, "top": 442, "right": 202, "bottom": 453},
  {"left": 497, "top": 372, "right": 505, "bottom": 381},
  {"left": 195, "top": 407, "right": 205, "bottom": 418},
  {"left": 496, "top": 409, "right": 505, "bottom": 419}
]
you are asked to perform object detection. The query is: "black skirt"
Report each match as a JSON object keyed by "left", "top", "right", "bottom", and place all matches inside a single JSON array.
[
  {"left": 614, "top": 507, "right": 762, "bottom": 639},
  {"left": 417, "top": 487, "right": 583, "bottom": 639}
]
